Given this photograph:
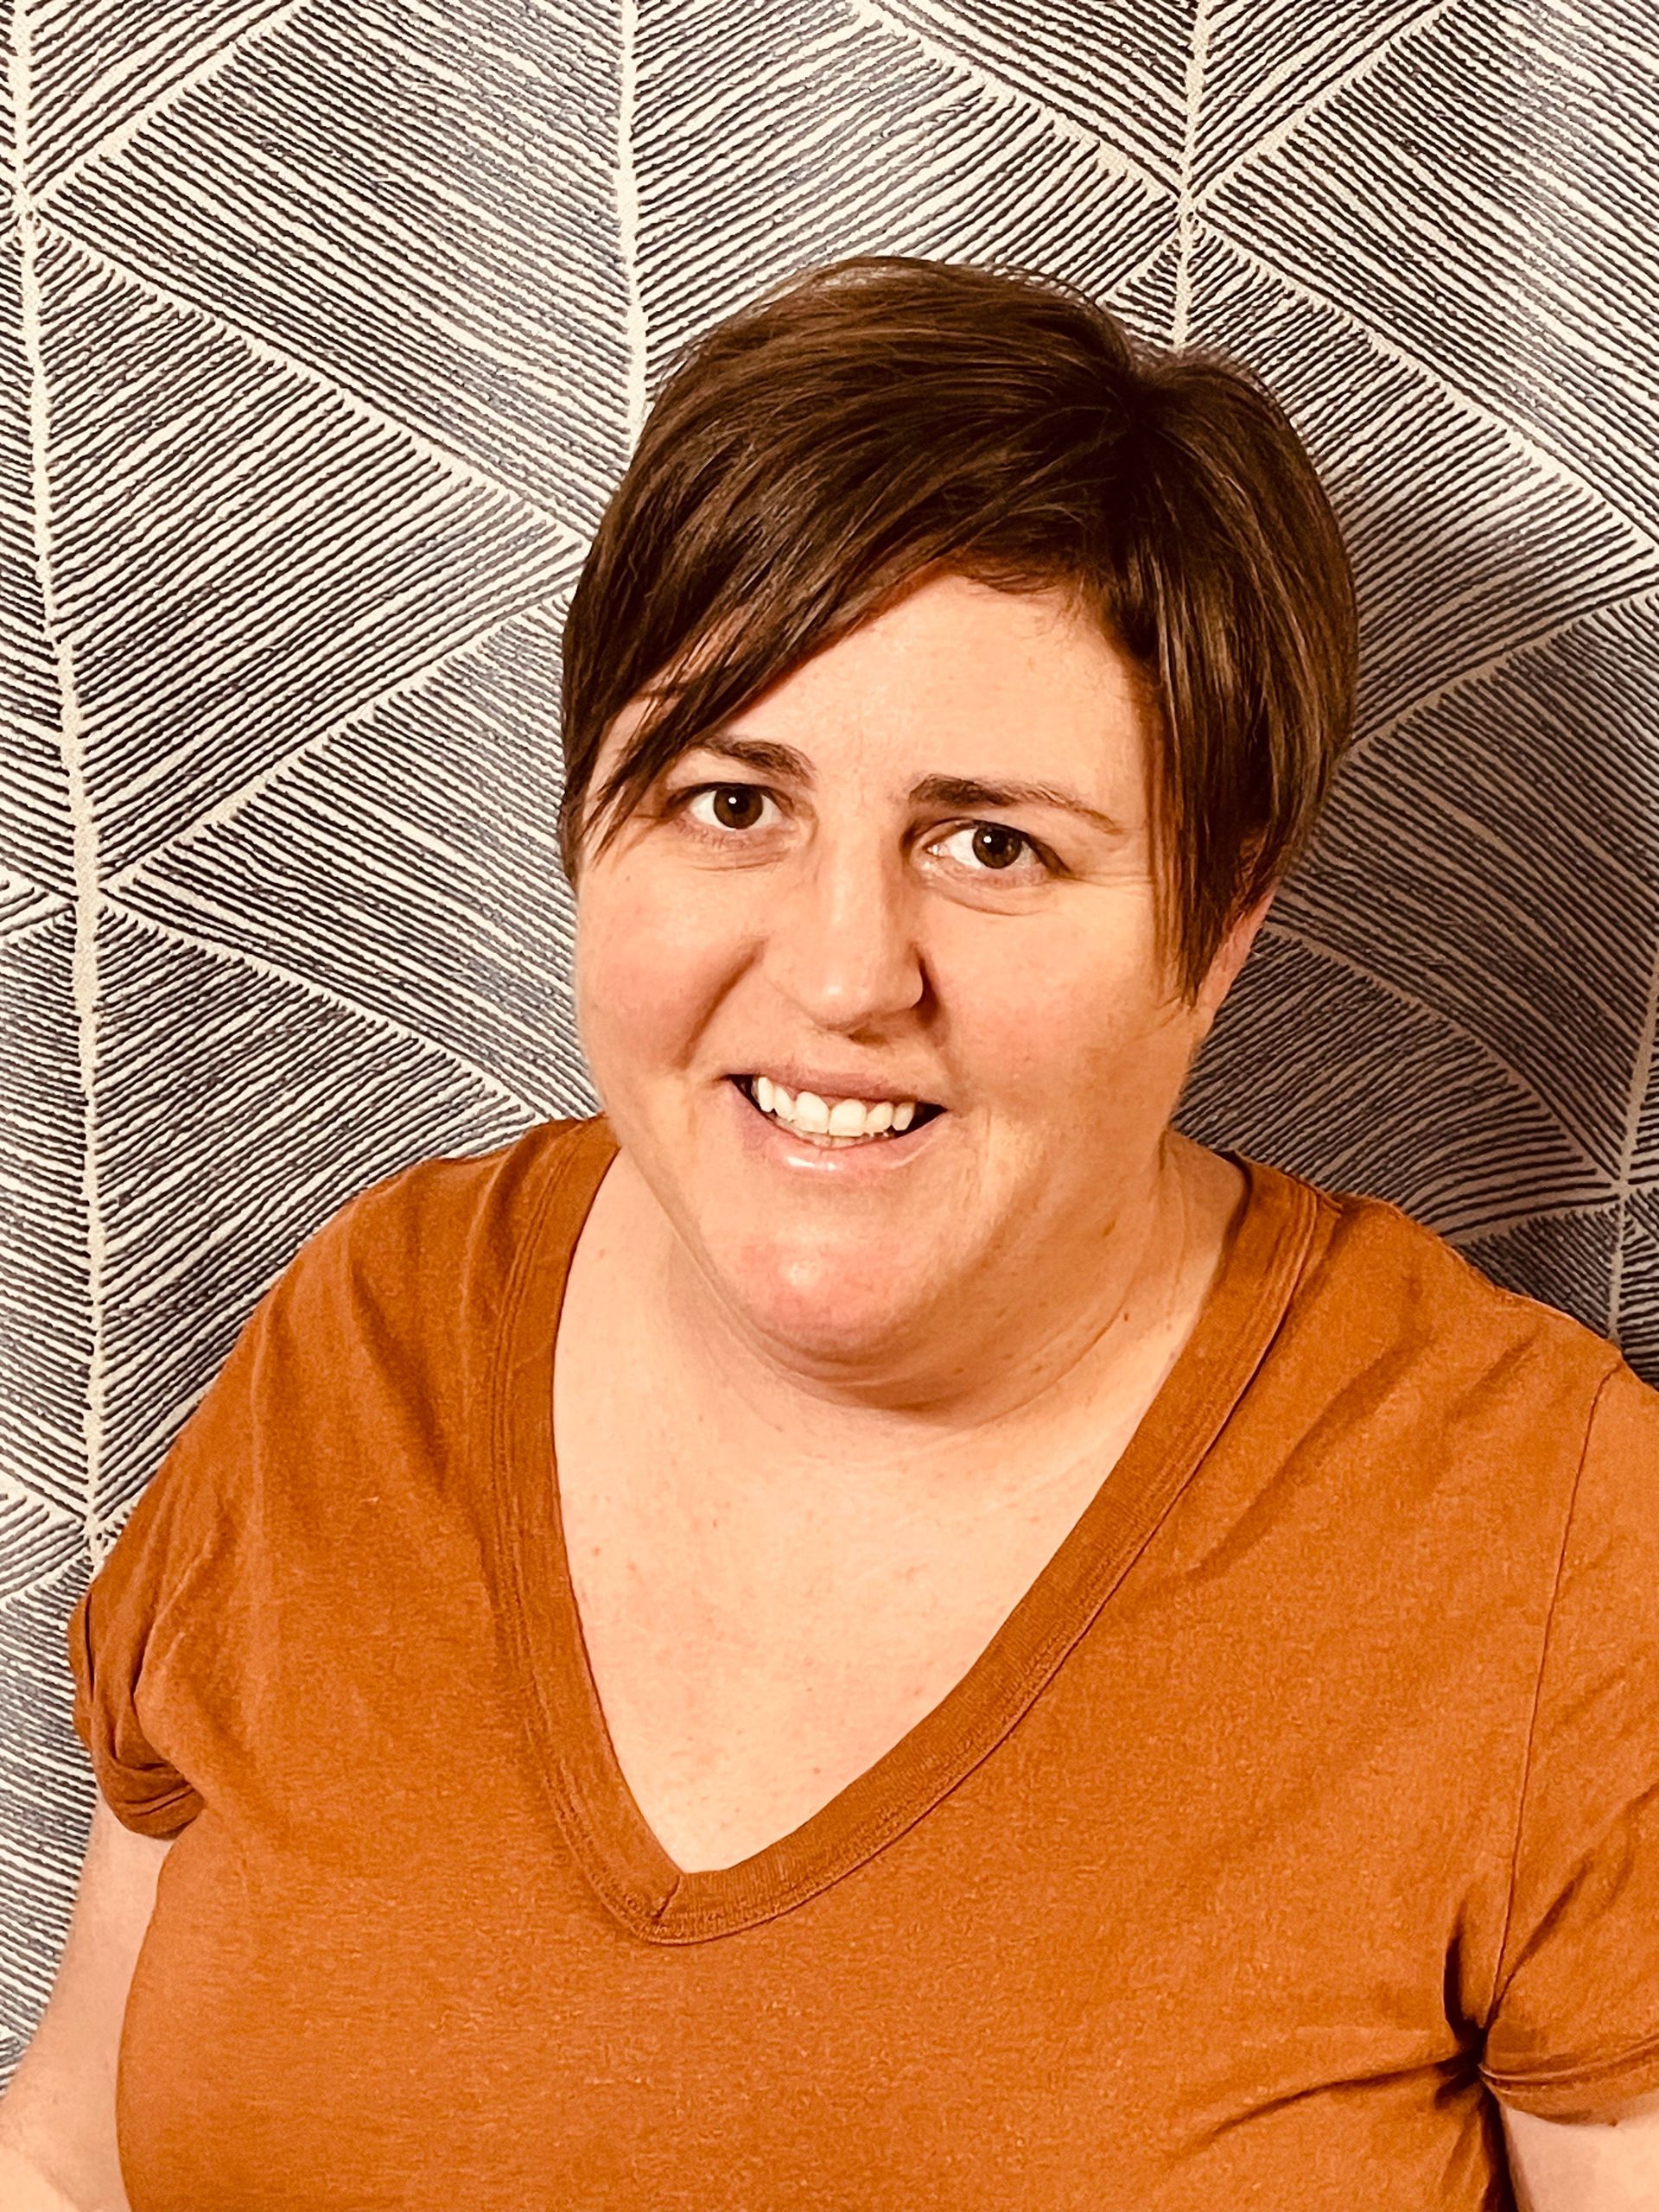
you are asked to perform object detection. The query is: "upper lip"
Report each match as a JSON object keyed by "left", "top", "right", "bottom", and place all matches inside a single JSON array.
[{"left": 731, "top": 1066, "right": 946, "bottom": 1108}]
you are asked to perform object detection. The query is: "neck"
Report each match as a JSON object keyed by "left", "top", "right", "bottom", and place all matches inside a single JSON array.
[{"left": 601, "top": 1132, "right": 1243, "bottom": 1522}]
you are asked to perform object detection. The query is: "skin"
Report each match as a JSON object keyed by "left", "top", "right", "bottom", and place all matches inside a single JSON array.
[{"left": 569, "top": 567, "right": 1278, "bottom": 1522}]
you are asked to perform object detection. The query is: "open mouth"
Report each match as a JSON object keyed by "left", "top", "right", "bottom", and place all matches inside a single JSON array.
[{"left": 728, "top": 1074, "right": 946, "bottom": 1145}]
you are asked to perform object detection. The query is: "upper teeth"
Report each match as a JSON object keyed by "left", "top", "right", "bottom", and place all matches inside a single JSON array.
[{"left": 753, "top": 1075, "right": 918, "bottom": 1136}]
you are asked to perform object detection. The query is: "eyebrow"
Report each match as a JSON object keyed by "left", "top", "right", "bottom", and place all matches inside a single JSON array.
[{"left": 672, "top": 729, "right": 1127, "bottom": 839}]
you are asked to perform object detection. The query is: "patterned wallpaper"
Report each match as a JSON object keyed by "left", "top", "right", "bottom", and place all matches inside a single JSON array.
[{"left": 2, "top": 0, "right": 1655, "bottom": 2069}]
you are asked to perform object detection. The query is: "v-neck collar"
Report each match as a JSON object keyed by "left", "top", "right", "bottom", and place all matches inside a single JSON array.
[{"left": 484, "top": 1111, "right": 1321, "bottom": 1945}]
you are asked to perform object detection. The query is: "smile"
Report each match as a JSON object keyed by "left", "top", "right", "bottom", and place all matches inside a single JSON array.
[{"left": 727, "top": 1075, "right": 947, "bottom": 1152}]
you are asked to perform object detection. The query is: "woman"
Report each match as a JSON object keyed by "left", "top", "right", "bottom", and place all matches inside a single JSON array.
[{"left": 3, "top": 255, "right": 1656, "bottom": 2211}]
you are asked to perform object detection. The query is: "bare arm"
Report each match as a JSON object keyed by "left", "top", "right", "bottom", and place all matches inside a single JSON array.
[
  {"left": 0, "top": 2144, "right": 87, "bottom": 2212},
  {"left": 1501, "top": 2088, "right": 1659, "bottom": 2211},
  {"left": 0, "top": 1795, "right": 172, "bottom": 2212}
]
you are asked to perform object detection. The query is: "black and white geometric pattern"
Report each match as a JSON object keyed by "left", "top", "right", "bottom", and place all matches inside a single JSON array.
[{"left": 2, "top": 0, "right": 1655, "bottom": 2075}]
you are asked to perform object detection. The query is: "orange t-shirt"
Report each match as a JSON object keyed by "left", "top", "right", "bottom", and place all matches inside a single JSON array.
[{"left": 69, "top": 1112, "right": 1659, "bottom": 2209}]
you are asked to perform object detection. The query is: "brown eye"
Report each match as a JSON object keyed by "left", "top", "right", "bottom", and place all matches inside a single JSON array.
[
  {"left": 969, "top": 823, "right": 1027, "bottom": 871},
  {"left": 709, "top": 785, "right": 766, "bottom": 830},
  {"left": 931, "top": 821, "right": 1048, "bottom": 876},
  {"left": 678, "top": 783, "right": 778, "bottom": 837}
]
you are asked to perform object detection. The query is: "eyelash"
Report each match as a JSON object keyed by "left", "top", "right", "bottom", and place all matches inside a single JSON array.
[{"left": 664, "top": 783, "right": 1062, "bottom": 878}]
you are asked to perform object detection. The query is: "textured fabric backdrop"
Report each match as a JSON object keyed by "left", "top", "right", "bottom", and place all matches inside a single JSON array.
[{"left": 2, "top": 0, "right": 1656, "bottom": 2074}]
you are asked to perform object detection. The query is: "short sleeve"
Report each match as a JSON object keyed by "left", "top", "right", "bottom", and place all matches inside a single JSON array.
[
  {"left": 1479, "top": 1357, "right": 1659, "bottom": 2120},
  {"left": 62, "top": 1135, "right": 509, "bottom": 1847},
  {"left": 64, "top": 1302, "right": 270, "bottom": 1838},
  {"left": 68, "top": 1473, "right": 207, "bottom": 1838}
]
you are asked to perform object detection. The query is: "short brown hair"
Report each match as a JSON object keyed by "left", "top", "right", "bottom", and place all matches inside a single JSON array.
[{"left": 557, "top": 253, "right": 1358, "bottom": 1004}]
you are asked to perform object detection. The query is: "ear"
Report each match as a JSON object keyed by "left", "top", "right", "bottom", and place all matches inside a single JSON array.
[{"left": 1195, "top": 880, "right": 1280, "bottom": 1026}]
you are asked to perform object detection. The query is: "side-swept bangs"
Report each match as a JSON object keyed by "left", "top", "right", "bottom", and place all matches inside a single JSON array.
[{"left": 556, "top": 253, "right": 1357, "bottom": 1004}]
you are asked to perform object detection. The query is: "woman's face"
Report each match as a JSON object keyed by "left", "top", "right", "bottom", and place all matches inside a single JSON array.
[{"left": 573, "top": 570, "right": 1272, "bottom": 1386}]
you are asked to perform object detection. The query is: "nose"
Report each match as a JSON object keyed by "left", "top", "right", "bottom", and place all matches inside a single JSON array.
[{"left": 762, "top": 823, "right": 925, "bottom": 1033}]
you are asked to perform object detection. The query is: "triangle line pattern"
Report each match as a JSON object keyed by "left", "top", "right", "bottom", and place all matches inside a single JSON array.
[
  {"left": 846, "top": 0, "right": 1175, "bottom": 204},
  {"left": 35, "top": 0, "right": 315, "bottom": 210},
  {"left": 1607, "top": 931, "right": 1659, "bottom": 1338},
  {"left": 1212, "top": 226, "right": 1659, "bottom": 557},
  {"left": 1523, "top": 268, "right": 1659, "bottom": 389},
  {"left": 0, "top": 1468, "right": 78, "bottom": 1528},
  {"left": 0, "top": 892, "right": 73, "bottom": 951},
  {"left": 48, "top": 224, "right": 571, "bottom": 530},
  {"left": 1169, "top": 0, "right": 1213, "bottom": 346},
  {"left": 1370, "top": 762, "right": 1649, "bottom": 1028},
  {"left": 1264, "top": 918, "right": 1606, "bottom": 1180},
  {"left": 1591, "top": 20, "right": 1659, "bottom": 73},
  {"left": 1439, "top": 1192, "right": 1626, "bottom": 1246},
  {"left": 1111, "top": 226, "right": 1179, "bottom": 311},
  {"left": 617, "top": 0, "right": 647, "bottom": 448},
  {"left": 1196, "top": 0, "right": 1464, "bottom": 212},
  {"left": 0, "top": 1549, "right": 85, "bottom": 1619},
  {"left": 178, "top": 136, "right": 582, "bottom": 400},
  {"left": 12, "top": 10, "right": 110, "bottom": 1580},
  {"left": 100, "top": 588, "right": 582, "bottom": 899},
  {"left": 105, "top": 899, "right": 543, "bottom": 1119},
  {"left": 1348, "top": 581, "right": 1659, "bottom": 765}
]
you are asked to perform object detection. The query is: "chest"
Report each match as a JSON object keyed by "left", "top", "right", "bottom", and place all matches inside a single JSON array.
[
  {"left": 553, "top": 1425, "right": 1099, "bottom": 1873},
  {"left": 541, "top": 1150, "right": 1218, "bottom": 1875}
]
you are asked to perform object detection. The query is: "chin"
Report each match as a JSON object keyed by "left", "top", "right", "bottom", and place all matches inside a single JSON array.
[{"left": 721, "top": 1238, "right": 921, "bottom": 1364}]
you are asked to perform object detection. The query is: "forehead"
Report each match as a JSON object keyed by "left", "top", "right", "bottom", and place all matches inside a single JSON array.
[{"left": 639, "top": 571, "right": 1155, "bottom": 791}]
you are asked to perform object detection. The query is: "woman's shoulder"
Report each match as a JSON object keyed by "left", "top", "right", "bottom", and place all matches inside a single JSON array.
[
  {"left": 124, "top": 1113, "right": 609, "bottom": 1548},
  {"left": 282, "top": 1111, "right": 607, "bottom": 1328},
  {"left": 1259, "top": 1154, "right": 1643, "bottom": 1424}
]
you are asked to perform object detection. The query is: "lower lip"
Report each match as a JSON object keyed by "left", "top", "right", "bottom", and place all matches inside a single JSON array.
[{"left": 721, "top": 1077, "right": 949, "bottom": 1179}]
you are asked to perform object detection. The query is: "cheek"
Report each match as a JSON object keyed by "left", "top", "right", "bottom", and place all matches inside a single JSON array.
[
  {"left": 942, "top": 914, "right": 1179, "bottom": 1093},
  {"left": 575, "top": 868, "right": 742, "bottom": 1065}
]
